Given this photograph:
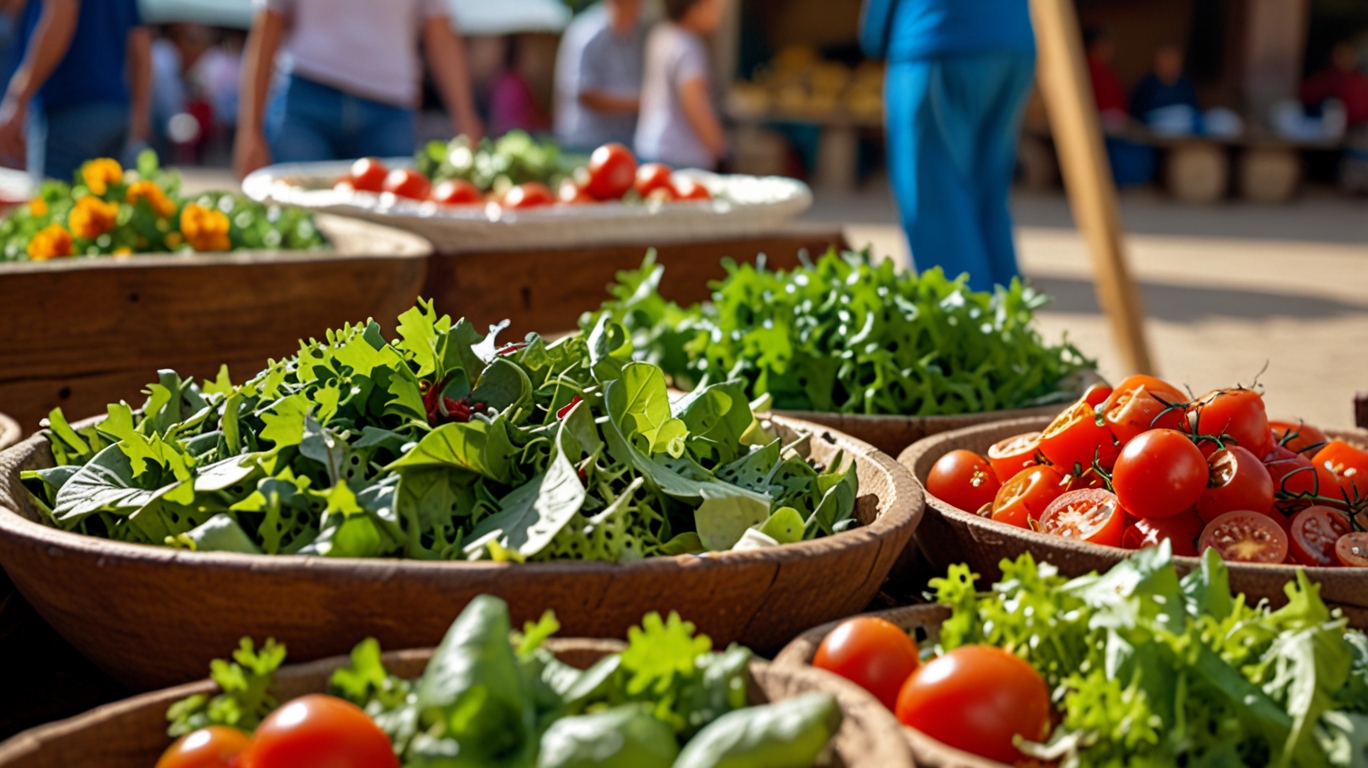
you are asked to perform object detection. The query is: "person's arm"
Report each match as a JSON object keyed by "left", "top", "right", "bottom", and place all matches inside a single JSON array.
[
  {"left": 679, "top": 76, "right": 725, "bottom": 161},
  {"left": 580, "top": 91, "right": 638, "bottom": 114},
  {"left": 126, "top": 26, "right": 152, "bottom": 146},
  {"left": 233, "top": 7, "right": 285, "bottom": 179},
  {"left": 859, "top": 0, "right": 897, "bottom": 60},
  {"left": 422, "top": 15, "right": 484, "bottom": 144},
  {"left": 0, "top": 0, "right": 80, "bottom": 163},
  {"left": 577, "top": 37, "right": 638, "bottom": 114}
]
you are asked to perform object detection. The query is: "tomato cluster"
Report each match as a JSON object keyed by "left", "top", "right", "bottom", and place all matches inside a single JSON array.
[
  {"left": 814, "top": 617, "right": 1049, "bottom": 763},
  {"left": 926, "top": 377, "right": 1368, "bottom": 566}
]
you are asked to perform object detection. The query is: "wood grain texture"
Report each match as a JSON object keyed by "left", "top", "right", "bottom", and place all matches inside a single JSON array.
[
  {"left": 897, "top": 417, "right": 1368, "bottom": 624},
  {"left": 422, "top": 226, "right": 847, "bottom": 335},
  {"left": 0, "top": 415, "right": 922, "bottom": 690},
  {"left": 0, "top": 640, "right": 915, "bottom": 768},
  {"left": 0, "top": 215, "right": 431, "bottom": 430}
]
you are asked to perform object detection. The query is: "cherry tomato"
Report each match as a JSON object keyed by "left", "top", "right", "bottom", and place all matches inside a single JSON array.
[
  {"left": 1270, "top": 420, "right": 1329, "bottom": 455},
  {"left": 1039, "top": 400, "right": 1119, "bottom": 474},
  {"left": 1265, "top": 445, "right": 1324, "bottom": 515},
  {"left": 1112, "top": 429, "right": 1209, "bottom": 519},
  {"left": 1123, "top": 509, "right": 1204, "bottom": 555},
  {"left": 1082, "top": 383, "right": 1114, "bottom": 408},
  {"left": 895, "top": 645, "right": 1050, "bottom": 764},
  {"left": 670, "top": 175, "right": 713, "bottom": 201},
  {"left": 1038, "top": 488, "right": 1125, "bottom": 547},
  {"left": 1195, "top": 446, "right": 1274, "bottom": 523},
  {"left": 987, "top": 432, "right": 1040, "bottom": 483},
  {"left": 1190, "top": 388, "right": 1273, "bottom": 458},
  {"left": 349, "top": 157, "right": 389, "bottom": 192},
  {"left": 586, "top": 142, "right": 638, "bottom": 200},
  {"left": 431, "top": 178, "right": 481, "bottom": 205},
  {"left": 1335, "top": 533, "right": 1368, "bottom": 567},
  {"left": 1288, "top": 505, "right": 1352, "bottom": 566},
  {"left": 1312, "top": 441, "right": 1368, "bottom": 506},
  {"left": 814, "top": 617, "right": 920, "bottom": 711},
  {"left": 243, "top": 694, "right": 398, "bottom": 768},
  {"left": 382, "top": 168, "right": 432, "bottom": 200},
  {"left": 926, "top": 450, "right": 1001, "bottom": 514},
  {"left": 1101, "top": 375, "right": 1188, "bottom": 445},
  {"left": 502, "top": 182, "right": 556, "bottom": 209},
  {"left": 1199, "top": 510, "right": 1289, "bottom": 564},
  {"left": 557, "top": 177, "right": 595, "bottom": 204},
  {"left": 991, "top": 465, "right": 1071, "bottom": 528},
  {"left": 635, "top": 162, "right": 674, "bottom": 197},
  {"left": 155, "top": 726, "right": 252, "bottom": 768}
]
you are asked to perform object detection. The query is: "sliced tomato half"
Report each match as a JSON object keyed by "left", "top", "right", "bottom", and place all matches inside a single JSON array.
[{"left": 1038, "top": 488, "right": 1125, "bottom": 547}]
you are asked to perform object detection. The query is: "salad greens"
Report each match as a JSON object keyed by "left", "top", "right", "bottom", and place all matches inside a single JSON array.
[
  {"left": 22, "top": 301, "right": 858, "bottom": 562},
  {"left": 582, "top": 250, "right": 1094, "bottom": 417},
  {"left": 932, "top": 545, "right": 1368, "bottom": 767},
  {"left": 167, "top": 595, "right": 843, "bottom": 768},
  {"left": 416, "top": 131, "right": 571, "bottom": 196}
]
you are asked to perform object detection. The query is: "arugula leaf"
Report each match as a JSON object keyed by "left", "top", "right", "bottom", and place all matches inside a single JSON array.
[
  {"left": 465, "top": 425, "right": 586, "bottom": 560},
  {"left": 166, "top": 637, "right": 286, "bottom": 737}
]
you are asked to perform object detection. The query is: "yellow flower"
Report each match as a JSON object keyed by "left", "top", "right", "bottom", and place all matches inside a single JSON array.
[
  {"left": 112, "top": 246, "right": 132, "bottom": 256},
  {"left": 28, "top": 198, "right": 47, "bottom": 217},
  {"left": 126, "top": 181, "right": 177, "bottom": 218},
  {"left": 67, "top": 195, "right": 120, "bottom": 239},
  {"left": 27, "top": 223, "right": 73, "bottom": 260},
  {"left": 165, "top": 232, "right": 183, "bottom": 249},
  {"left": 180, "top": 203, "right": 231, "bottom": 252},
  {"left": 81, "top": 158, "right": 123, "bottom": 195}
]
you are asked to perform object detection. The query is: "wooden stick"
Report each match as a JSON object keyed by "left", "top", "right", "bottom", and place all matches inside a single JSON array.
[{"left": 1029, "top": 0, "right": 1156, "bottom": 375}]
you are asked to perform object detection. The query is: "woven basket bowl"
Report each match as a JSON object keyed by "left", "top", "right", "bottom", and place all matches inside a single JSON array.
[
  {"left": 0, "top": 414, "right": 18, "bottom": 452},
  {"left": 898, "top": 416, "right": 1368, "bottom": 625},
  {"left": 0, "top": 415, "right": 922, "bottom": 690},
  {"left": 0, "top": 636, "right": 913, "bottom": 768}
]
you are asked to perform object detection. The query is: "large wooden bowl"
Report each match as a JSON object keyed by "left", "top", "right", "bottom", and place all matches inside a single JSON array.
[
  {"left": 0, "top": 638, "right": 914, "bottom": 768},
  {"left": 0, "top": 414, "right": 17, "bottom": 452},
  {"left": 0, "top": 415, "right": 921, "bottom": 690},
  {"left": 898, "top": 417, "right": 1368, "bottom": 626},
  {"left": 0, "top": 214, "right": 430, "bottom": 431}
]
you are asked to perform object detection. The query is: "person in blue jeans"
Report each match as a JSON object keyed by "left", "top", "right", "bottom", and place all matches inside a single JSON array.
[
  {"left": 0, "top": 0, "right": 151, "bottom": 182},
  {"left": 234, "top": 0, "right": 483, "bottom": 179},
  {"left": 860, "top": 0, "right": 1035, "bottom": 291}
]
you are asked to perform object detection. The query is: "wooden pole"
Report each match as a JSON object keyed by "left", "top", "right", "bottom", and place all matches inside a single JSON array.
[{"left": 1029, "top": 0, "right": 1155, "bottom": 376}]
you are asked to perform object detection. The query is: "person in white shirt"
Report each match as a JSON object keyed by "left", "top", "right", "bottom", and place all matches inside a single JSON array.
[
  {"left": 634, "top": 0, "right": 725, "bottom": 170},
  {"left": 553, "top": 0, "right": 645, "bottom": 152},
  {"left": 233, "top": 0, "right": 483, "bottom": 179}
]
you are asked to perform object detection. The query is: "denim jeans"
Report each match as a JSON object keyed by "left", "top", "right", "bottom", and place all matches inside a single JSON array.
[
  {"left": 265, "top": 74, "right": 416, "bottom": 162},
  {"left": 27, "top": 101, "right": 130, "bottom": 183}
]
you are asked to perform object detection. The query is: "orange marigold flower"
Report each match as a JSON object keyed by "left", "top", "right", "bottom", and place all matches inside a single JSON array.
[
  {"left": 126, "top": 181, "right": 177, "bottom": 218},
  {"left": 68, "top": 195, "right": 120, "bottom": 239},
  {"left": 81, "top": 158, "right": 123, "bottom": 196},
  {"left": 180, "top": 203, "right": 231, "bottom": 252},
  {"left": 27, "top": 223, "right": 73, "bottom": 260},
  {"left": 28, "top": 198, "right": 47, "bottom": 217}
]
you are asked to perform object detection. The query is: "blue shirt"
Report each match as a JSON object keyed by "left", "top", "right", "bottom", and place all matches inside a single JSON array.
[
  {"left": 1129, "top": 75, "right": 1201, "bottom": 118},
  {"left": 860, "top": 0, "right": 1034, "bottom": 62},
  {"left": 17, "top": 0, "right": 142, "bottom": 113}
]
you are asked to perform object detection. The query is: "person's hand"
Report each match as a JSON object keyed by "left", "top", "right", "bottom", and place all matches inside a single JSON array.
[
  {"left": 0, "top": 95, "right": 27, "bottom": 166},
  {"left": 234, "top": 129, "right": 272, "bottom": 180},
  {"left": 454, "top": 109, "right": 484, "bottom": 145}
]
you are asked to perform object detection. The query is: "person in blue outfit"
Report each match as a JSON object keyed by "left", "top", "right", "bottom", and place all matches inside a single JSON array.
[
  {"left": 1129, "top": 45, "right": 1201, "bottom": 126},
  {"left": 860, "top": 0, "right": 1035, "bottom": 291},
  {"left": 0, "top": 0, "right": 151, "bottom": 182}
]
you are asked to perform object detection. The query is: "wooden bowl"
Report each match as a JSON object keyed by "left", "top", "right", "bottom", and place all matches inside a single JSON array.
[
  {"left": 0, "top": 638, "right": 914, "bottom": 768},
  {"left": 0, "top": 414, "right": 17, "bottom": 452},
  {"left": 898, "top": 416, "right": 1368, "bottom": 626},
  {"left": 0, "top": 415, "right": 921, "bottom": 690},
  {"left": 0, "top": 214, "right": 431, "bottom": 431}
]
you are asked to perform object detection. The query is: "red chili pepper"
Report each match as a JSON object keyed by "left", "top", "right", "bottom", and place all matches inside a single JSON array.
[
  {"left": 497, "top": 343, "right": 527, "bottom": 357},
  {"left": 556, "top": 396, "right": 583, "bottom": 420}
]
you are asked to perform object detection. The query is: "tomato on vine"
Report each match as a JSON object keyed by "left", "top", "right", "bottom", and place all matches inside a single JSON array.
[
  {"left": 1100, "top": 375, "right": 1187, "bottom": 445},
  {"left": 1111, "top": 429, "right": 1208, "bottom": 519},
  {"left": 1190, "top": 388, "right": 1273, "bottom": 458},
  {"left": 926, "top": 450, "right": 1001, "bottom": 513},
  {"left": 1195, "top": 446, "right": 1274, "bottom": 523},
  {"left": 1271, "top": 420, "right": 1329, "bottom": 455}
]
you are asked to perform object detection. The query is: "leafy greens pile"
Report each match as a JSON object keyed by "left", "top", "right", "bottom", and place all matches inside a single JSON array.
[
  {"left": 23, "top": 301, "right": 859, "bottom": 562},
  {"left": 168, "top": 595, "right": 843, "bottom": 768},
  {"left": 415, "top": 131, "right": 571, "bottom": 195},
  {"left": 582, "top": 250, "right": 1094, "bottom": 416},
  {"left": 933, "top": 545, "right": 1368, "bottom": 767}
]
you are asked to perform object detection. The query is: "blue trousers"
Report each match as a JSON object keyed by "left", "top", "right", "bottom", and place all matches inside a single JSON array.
[
  {"left": 265, "top": 74, "right": 416, "bottom": 162},
  {"left": 27, "top": 101, "right": 130, "bottom": 183},
  {"left": 885, "top": 52, "right": 1035, "bottom": 291}
]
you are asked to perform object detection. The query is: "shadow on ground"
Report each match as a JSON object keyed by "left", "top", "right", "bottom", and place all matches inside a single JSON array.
[{"left": 1028, "top": 274, "right": 1368, "bottom": 322}]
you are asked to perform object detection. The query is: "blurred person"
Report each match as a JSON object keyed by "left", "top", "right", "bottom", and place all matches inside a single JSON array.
[
  {"left": 554, "top": 0, "right": 645, "bottom": 151},
  {"left": 1130, "top": 45, "right": 1200, "bottom": 126},
  {"left": 0, "top": 0, "right": 150, "bottom": 181},
  {"left": 151, "top": 24, "right": 215, "bottom": 152},
  {"left": 860, "top": 0, "right": 1035, "bottom": 291},
  {"left": 234, "top": 0, "right": 483, "bottom": 179},
  {"left": 1085, "top": 26, "right": 1155, "bottom": 187},
  {"left": 1301, "top": 42, "right": 1368, "bottom": 128},
  {"left": 489, "top": 35, "right": 551, "bottom": 137},
  {"left": 635, "top": 0, "right": 726, "bottom": 170}
]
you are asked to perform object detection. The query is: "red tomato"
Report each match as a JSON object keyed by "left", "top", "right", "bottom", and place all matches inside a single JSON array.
[
  {"left": 430, "top": 178, "right": 481, "bottom": 205},
  {"left": 986, "top": 432, "right": 1040, "bottom": 483},
  {"left": 926, "top": 450, "right": 1001, "bottom": 513},
  {"left": 991, "top": 465, "right": 1072, "bottom": 528},
  {"left": 814, "top": 617, "right": 920, "bottom": 711},
  {"left": 502, "top": 182, "right": 556, "bottom": 209},
  {"left": 382, "top": 168, "right": 432, "bottom": 200},
  {"left": 1288, "top": 505, "right": 1352, "bottom": 566},
  {"left": 895, "top": 645, "right": 1050, "bottom": 764},
  {"left": 1123, "top": 509, "right": 1204, "bottom": 555},
  {"left": 1190, "top": 389, "right": 1273, "bottom": 458},
  {"left": 1111, "top": 429, "right": 1209, "bottom": 519},
  {"left": 557, "top": 177, "right": 595, "bottom": 204},
  {"left": 349, "top": 157, "right": 389, "bottom": 192},
  {"left": 670, "top": 175, "right": 713, "bottom": 201},
  {"left": 586, "top": 143, "right": 638, "bottom": 200},
  {"left": 1270, "top": 420, "right": 1329, "bottom": 455},
  {"left": 1199, "top": 510, "right": 1290, "bottom": 564},
  {"left": 1195, "top": 446, "right": 1275, "bottom": 523},
  {"left": 635, "top": 162, "right": 674, "bottom": 197},
  {"left": 1081, "top": 383, "right": 1114, "bottom": 408},
  {"left": 1335, "top": 533, "right": 1368, "bottom": 567},
  {"left": 1101, "top": 375, "right": 1188, "bottom": 445},
  {"left": 1312, "top": 441, "right": 1368, "bottom": 506},
  {"left": 155, "top": 726, "right": 252, "bottom": 768},
  {"left": 1265, "top": 445, "right": 1323, "bottom": 515},
  {"left": 1038, "top": 488, "right": 1125, "bottom": 547},
  {"left": 243, "top": 694, "right": 398, "bottom": 768},
  {"left": 1039, "top": 400, "right": 1119, "bottom": 474}
]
